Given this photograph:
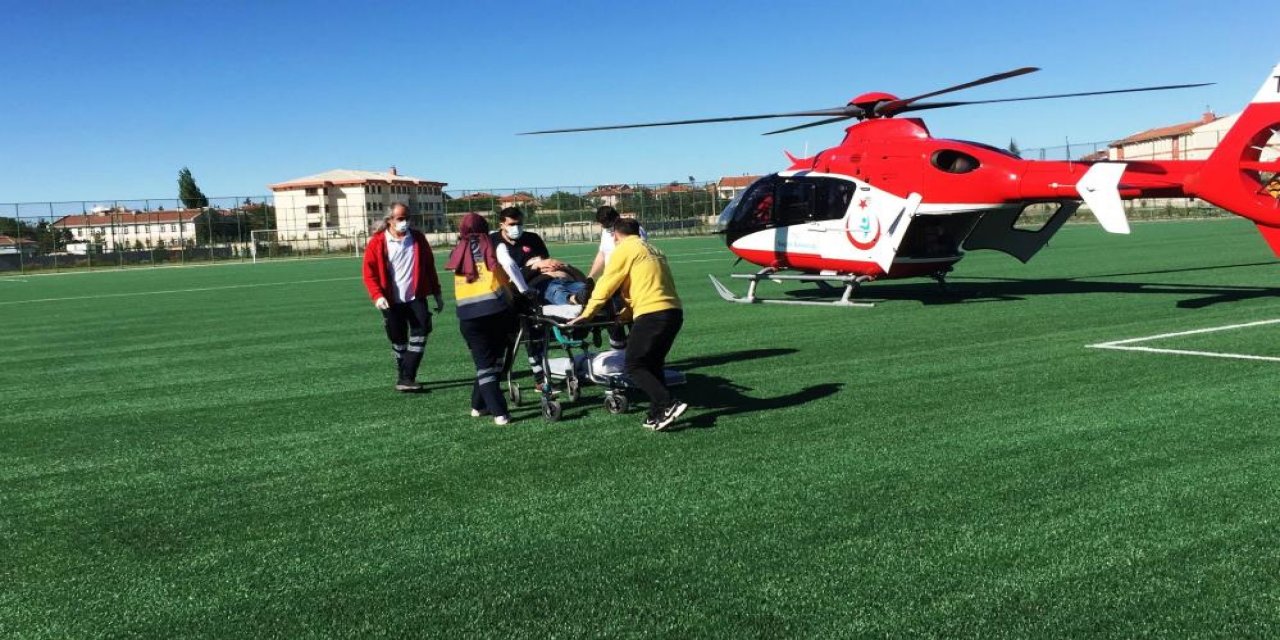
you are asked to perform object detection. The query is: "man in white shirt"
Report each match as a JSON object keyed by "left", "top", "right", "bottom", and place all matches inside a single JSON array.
[{"left": 587, "top": 206, "right": 648, "bottom": 280}]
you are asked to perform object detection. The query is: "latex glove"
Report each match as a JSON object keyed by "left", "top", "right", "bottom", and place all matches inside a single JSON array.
[
  {"left": 374, "top": 297, "right": 390, "bottom": 310},
  {"left": 433, "top": 294, "right": 444, "bottom": 313}
]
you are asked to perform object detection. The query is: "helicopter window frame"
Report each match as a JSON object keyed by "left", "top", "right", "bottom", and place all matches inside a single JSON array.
[
  {"left": 930, "top": 149, "right": 982, "bottom": 174},
  {"left": 721, "top": 174, "right": 859, "bottom": 231}
]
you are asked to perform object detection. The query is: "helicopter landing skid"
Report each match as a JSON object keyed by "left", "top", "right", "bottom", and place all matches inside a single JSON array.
[{"left": 708, "top": 272, "right": 876, "bottom": 308}]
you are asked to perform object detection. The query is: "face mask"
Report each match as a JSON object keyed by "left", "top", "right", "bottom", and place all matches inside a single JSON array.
[
  {"left": 393, "top": 220, "right": 408, "bottom": 233},
  {"left": 506, "top": 224, "right": 523, "bottom": 240}
]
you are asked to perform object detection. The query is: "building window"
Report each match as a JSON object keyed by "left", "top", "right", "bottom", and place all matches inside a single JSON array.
[
  {"left": 306, "top": 205, "right": 320, "bottom": 214},
  {"left": 305, "top": 188, "right": 318, "bottom": 196},
  {"left": 307, "top": 222, "right": 322, "bottom": 229}
]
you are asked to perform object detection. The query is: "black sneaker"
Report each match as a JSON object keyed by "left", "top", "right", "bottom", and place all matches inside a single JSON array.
[
  {"left": 642, "top": 416, "right": 659, "bottom": 430},
  {"left": 654, "top": 400, "right": 688, "bottom": 431}
]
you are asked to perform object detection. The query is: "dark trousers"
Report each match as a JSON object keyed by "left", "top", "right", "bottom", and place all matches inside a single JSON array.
[
  {"left": 519, "top": 316, "right": 547, "bottom": 385},
  {"left": 625, "top": 308, "right": 684, "bottom": 419},
  {"left": 382, "top": 298, "right": 432, "bottom": 383},
  {"left": 460, "top": 310, "right": 515, "bottom": 417},
  {"left": 606, "top": 293, "right": 628, "bottom": 348}
]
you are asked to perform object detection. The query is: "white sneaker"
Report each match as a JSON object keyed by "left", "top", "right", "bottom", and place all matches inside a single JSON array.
[
  {"left": 470, "top": 409, "right": 483, "bottom": 417},
  {"left": 654, "top": 401, "right": 689, "bottom": 431},
  {"left": 494, "top": 415, "right": 511, "bottom": 426}
]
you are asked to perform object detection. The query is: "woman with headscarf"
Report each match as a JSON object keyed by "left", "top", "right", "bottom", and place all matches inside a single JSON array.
[{"left": 445, "top": 213, "right": 515, "bottom": 425}]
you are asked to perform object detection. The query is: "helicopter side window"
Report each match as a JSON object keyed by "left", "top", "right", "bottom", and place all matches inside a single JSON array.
[
  {"left": 931, "top": 149, "right": 981, "bottom": 174},
  {"left": 775, "top": 181, "right": 815, "bottom": 225},
  {"left": 774, "top": 178, "right": 856, "bottom": 225}
]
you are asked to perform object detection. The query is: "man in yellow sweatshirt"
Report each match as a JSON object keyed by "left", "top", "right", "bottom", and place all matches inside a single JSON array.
[{"left": 570, "top": 218, "right": 687, "bottom": 431}]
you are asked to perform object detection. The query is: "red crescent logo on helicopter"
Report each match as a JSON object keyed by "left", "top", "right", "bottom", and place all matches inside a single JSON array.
[{"left": 846, "top": 214, "right": 880, "bottom": 250}]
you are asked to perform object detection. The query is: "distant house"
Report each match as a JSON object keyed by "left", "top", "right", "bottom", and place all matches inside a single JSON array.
[
  {"left": 499, "top": 192, "right": 537, "bottom": 209},
  {"left": 716, "top": 175, "right": 762, "bottom": 201},
  {"left": 269, "top": 167, "right": 448, "bottom": 238},
  {"left": 653, "top": 183, "right": 694, "bottom": 196},
  {"left": 0, "top": 235, "right": 38, "bottom": 258},
  {"left": 586, "top": 184, "right": 634, "bottom": 207},
  {"left": 1108, "top": 112, "right": 1223, "bottom": 161},
  {"left": 52, "top": 208, "right": 210, "bottom": 251}
]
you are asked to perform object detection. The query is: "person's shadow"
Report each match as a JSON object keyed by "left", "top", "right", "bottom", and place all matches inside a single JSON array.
[
  {"left": 670, "top": 373, "right": 843, "bottom": 431},
  {"left": 662, "top": 347, "right": 843, "bottom": 431}
]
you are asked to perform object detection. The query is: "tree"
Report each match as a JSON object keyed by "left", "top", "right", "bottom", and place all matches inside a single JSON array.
[
  {"left": 541, "top": 191, "right": 588, "bottom": 212},
  {"left": 1007, "top": 138, "right": 1022, "bottom": 158},
  {"left": 194, "top": 211, "right": 240, "bottom": 244},
  {"left": 177, "top": 167, "right": 209, "bottom": 209}
]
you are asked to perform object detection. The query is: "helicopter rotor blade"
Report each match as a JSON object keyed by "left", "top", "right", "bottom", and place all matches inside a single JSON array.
[
  {"left": 518, "top": 108, "right": 855, "bottom": 135},
  {"left": 763, "top": 115, "right": 856, "bottom": 136},
  {"left": 875, "top": 67, "right": 1040, "bottom": 116},
  {"left": 897, "top": 83, "right": 1216, "bottom": 113}
]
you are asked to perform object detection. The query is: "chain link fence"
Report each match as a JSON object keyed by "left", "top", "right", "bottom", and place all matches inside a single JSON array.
[{"left": 0, "top": 182, "right": 730, "bottom": 274}]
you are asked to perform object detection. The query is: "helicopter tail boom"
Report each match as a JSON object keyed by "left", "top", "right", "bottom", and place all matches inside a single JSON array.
[{"left": 1183, "top": 61, "right": 1280, "bottom": 252}]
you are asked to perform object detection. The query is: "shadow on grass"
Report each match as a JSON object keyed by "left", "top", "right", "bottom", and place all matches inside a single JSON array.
[
  {"left": 668, "top": 373, "right": 843, "bottom": 431},
  {"left": 777, "top": 274, "right": 1280, "bottom": 309}
]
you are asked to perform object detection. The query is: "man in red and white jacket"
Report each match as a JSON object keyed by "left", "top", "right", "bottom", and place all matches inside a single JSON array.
[{"left": 362, "top": 203, "right": 444, "bottom": 392}]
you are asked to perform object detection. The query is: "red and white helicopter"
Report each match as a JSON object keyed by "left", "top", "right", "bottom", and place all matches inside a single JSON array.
[{"left": 524, "top": 62, "right": 1280, "bottom": 306}]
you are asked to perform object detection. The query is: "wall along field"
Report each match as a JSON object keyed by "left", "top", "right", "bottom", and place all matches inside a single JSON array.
[{"left": 3, "top": 218, "right": 1280, "bottom": 637}]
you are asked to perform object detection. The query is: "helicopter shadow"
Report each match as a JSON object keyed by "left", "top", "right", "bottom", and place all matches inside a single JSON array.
[
  {"left": 670, "top": 373, "right": 844, "bottom": 431},
  {"left": 780, "top": 261, "right": 1280, "bottom": 309}
]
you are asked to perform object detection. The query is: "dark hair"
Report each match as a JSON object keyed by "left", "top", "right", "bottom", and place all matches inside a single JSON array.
[
  {"left": 498, "top": 207, "right": 523, "bottom": 222},
  {"left": 613, "top": 217, "right": 640, "bottom": 237},
  {"left": 595, "top": 205, "right": 619, "bottom": 226}
]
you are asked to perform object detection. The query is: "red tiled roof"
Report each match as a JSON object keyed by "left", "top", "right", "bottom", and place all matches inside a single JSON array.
[
  {"left": 0, "top": 235, "right": 37, "bottom": 246},
  {"left": 499, "top": 192, "right": 536, "bottom": 203},
  {"left": 718, "top": 175, "right": 761, "bottom": 188},
  {"left": 587, "top": 184, "right": 634, "bottom": 197},
  {"left": 1109, "top": 118, "right": 1214, "bottom": 147},
  {"left": 52, "top": 209, "right": 206, "bottom": 228},
  {"left": 455, "top": 192, "right": 499, "bottom": 201}
]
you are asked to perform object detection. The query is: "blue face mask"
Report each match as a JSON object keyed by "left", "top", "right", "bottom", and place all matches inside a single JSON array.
[
  {"left": 506, "top": 224, "right": 523, "bottom": 240},
  {"left": 393, "top": 220, "right": 409, "bottom": 233}
]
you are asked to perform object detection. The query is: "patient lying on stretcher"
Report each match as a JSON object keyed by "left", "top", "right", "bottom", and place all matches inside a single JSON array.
[{"left": 492, "top": 207, "right": 591, "bottom": 306}]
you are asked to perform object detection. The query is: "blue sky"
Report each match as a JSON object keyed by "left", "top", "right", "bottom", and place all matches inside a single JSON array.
[{"left": 0, "top": 0, "right": 1270, "bottom": 203}]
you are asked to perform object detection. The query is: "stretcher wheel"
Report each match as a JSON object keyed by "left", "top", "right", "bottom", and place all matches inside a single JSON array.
[
  {"left": 604, "top": 394, "right": 628, "bottom": 414},
  {"left": 566, "top": 376, "right": 581, "bottom": 402},
  {"left": 542, "top": 398, "right": 562, "bottom": 422},
  {"left": 508, "top": 383, "right": 521, "bottom": 405}
]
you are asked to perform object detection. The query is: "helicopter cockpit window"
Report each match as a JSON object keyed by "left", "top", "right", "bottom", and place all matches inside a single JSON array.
[
  {"left": 773, "top": 178, "right": 856, "bottom": 225},
  {"left": 931, "top": 149, "right": 981, "bottom": 174},
  {"left": 721, "top": 174, "right": 857, "bottom": 233}
]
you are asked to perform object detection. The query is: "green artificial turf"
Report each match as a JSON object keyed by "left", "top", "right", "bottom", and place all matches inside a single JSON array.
[{"left": 3, "top": 219, "right": 1280, "bottom": 638}]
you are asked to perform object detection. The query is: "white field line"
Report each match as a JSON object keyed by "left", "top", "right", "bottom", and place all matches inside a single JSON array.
[
  {"left": 1088, "top": 319, "right": 1280, "bottom": 363},
  {"left": 0, "top": 278, "right": 28, "bottom": 283},
  {"left": 0, "top": 252, "right": 732, "bottom": 306},
  {"left": 0, "top": 277, "right": 354, "bottom": 306}
]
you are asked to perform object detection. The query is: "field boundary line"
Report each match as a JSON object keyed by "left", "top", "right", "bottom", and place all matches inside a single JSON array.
[
  {"left": 0, "top": 277, "right": 354, "bottom": 306},
  {"left": 1088, "top": 319, "right": 1280, "bottom": 362}
]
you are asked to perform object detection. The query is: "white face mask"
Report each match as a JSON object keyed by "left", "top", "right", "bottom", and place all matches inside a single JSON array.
[
  {"left": 506, "top": 224, "right": 523, "bottom": 240},
  {"left": 393, "top": 220, "right": 409, "bottom": 233}
]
